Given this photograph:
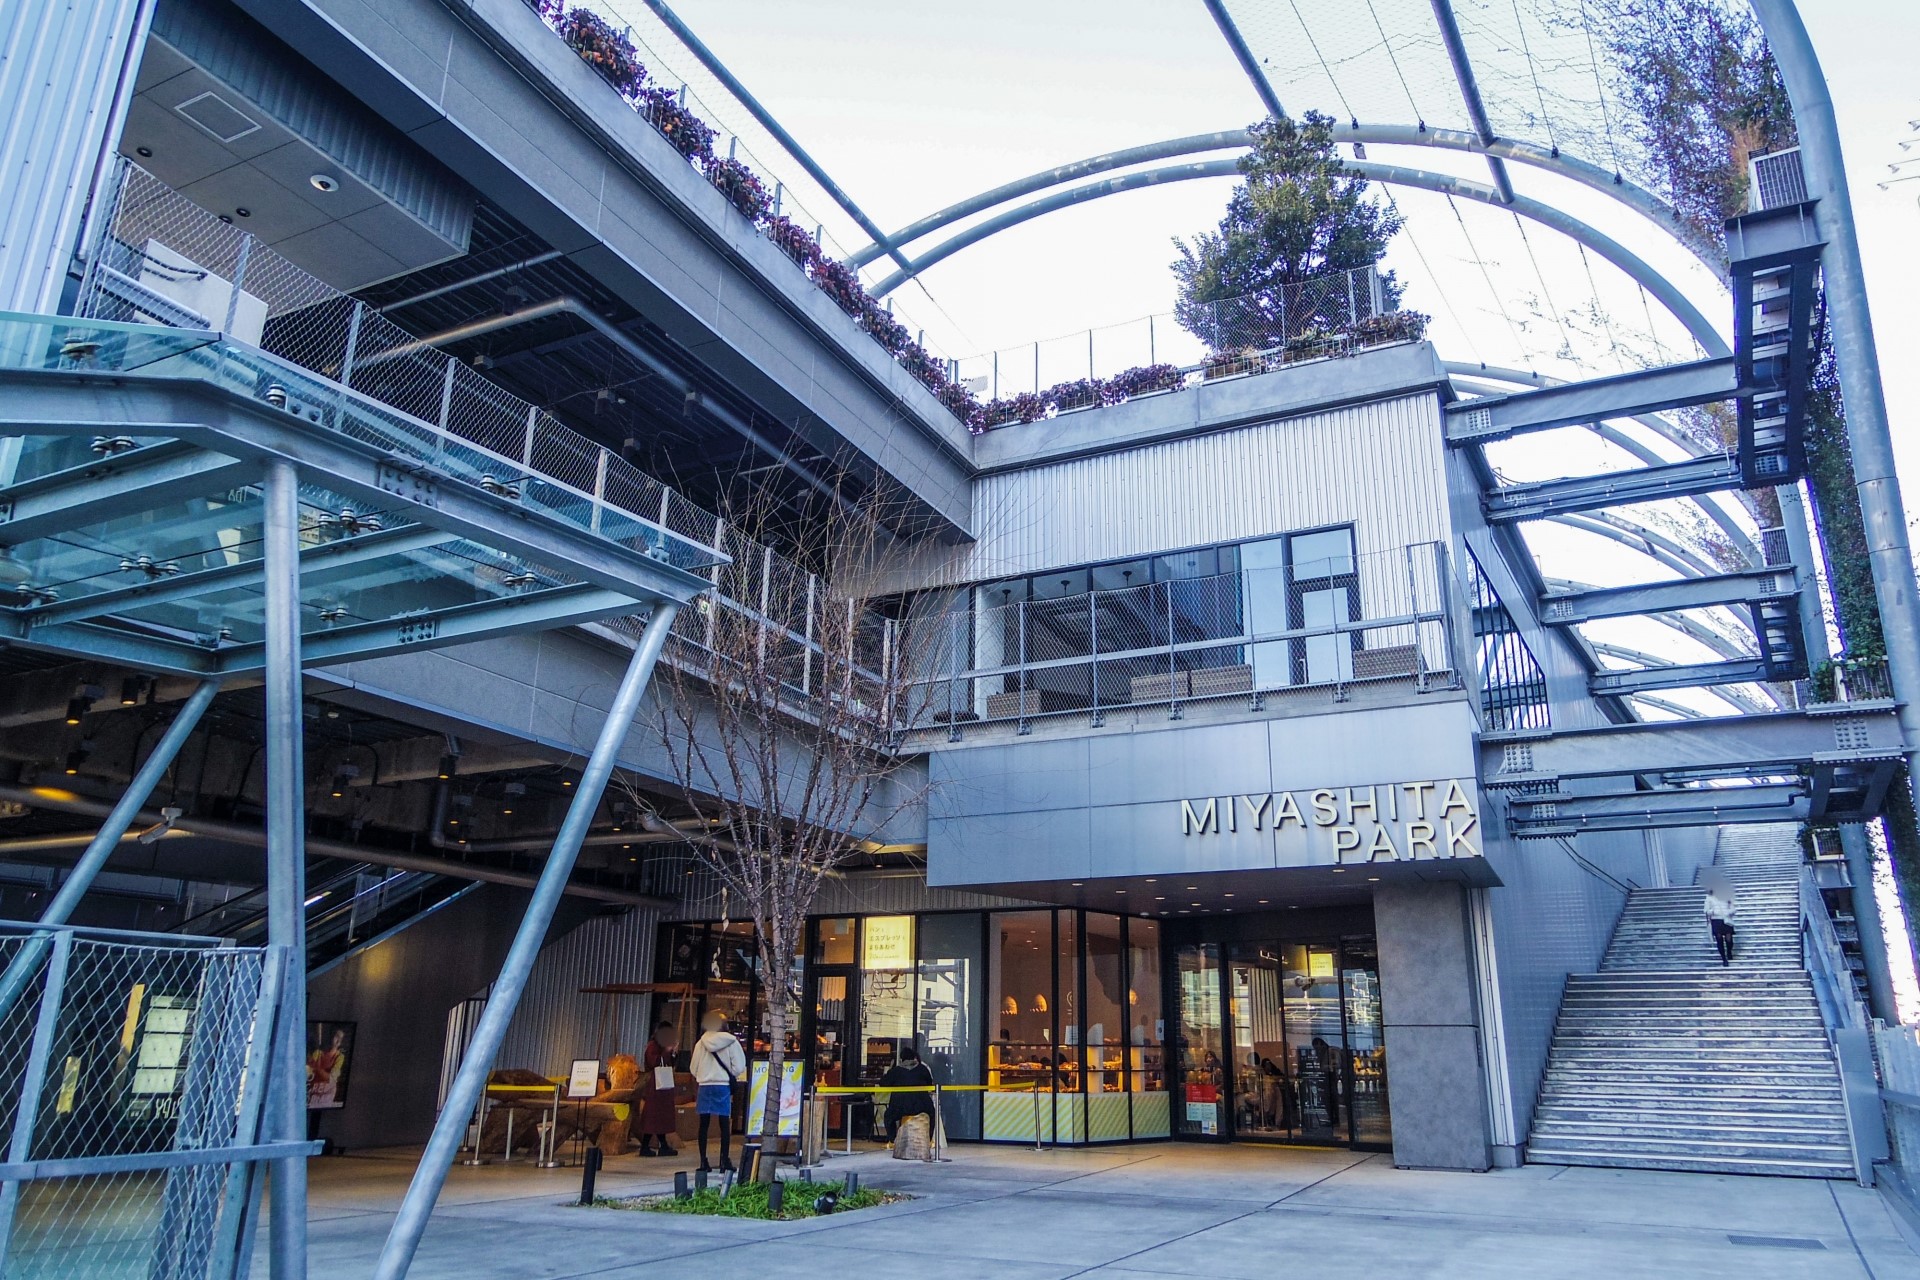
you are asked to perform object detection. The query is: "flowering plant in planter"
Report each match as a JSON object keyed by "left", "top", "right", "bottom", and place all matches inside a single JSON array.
[
  {"left": 1202, "top": 348, "right": 1259, "bottom": 380},
  {"left": 811, "top": 258, "right": 867, "bottom": 319},
  {"left": 859, "top": 299, "right": 911, "bottom": 354},
  {"left": 761, "top": 215, "right": 823, "bottom": 271},
  {"left": 1102, "top": 363, "right": 1186, "bottom": 400},
  {"left": 1040, "top": 378, "right": 1104, "bottom": 413},
  {"left": 637, "top": 87, "right": 715, "bottom": 164},
  {"left": 703, "top": 156, "right": 771, "bottom": 220},
  {"left": 553, "top": 8, "right": 647, "bottom": 100},
  {"left": 982, "top": 392, "right": 1047, "bottom": 428},
  {"left": 1280, "top": 327, "right": 1343, "bottom": 364},
  {"left": 1352, "top": 310, "right": 1428, "bottom": 345}
]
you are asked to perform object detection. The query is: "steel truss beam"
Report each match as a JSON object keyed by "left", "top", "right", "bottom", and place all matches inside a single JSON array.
[
  {"left": 1539, "top": 568, "right": 1794, "bottom": 624},
  {"left": 1445, "top": 358, "right": 1737, "bottom": 444},
  {"left": 0, "top": 441, "right": 253, "bottom": 543},
  {"left": 1588, "top": 658, "right": 1775, "bottom": 696},
  {"left": 1506, "top": 782, "right": 1808, "bottom": 836},
  {"left": 1483, "top": 704, "right": 1903, "bottom": 785},
  {"left": 1484, "top": 456, "right": 1743, "bottom": 523},
  {"left": 1427, "top": 0, "right": 1516, "bottom": 202},
  {"left": 26, "top": 525, "right": 454, "bottom": 627}
]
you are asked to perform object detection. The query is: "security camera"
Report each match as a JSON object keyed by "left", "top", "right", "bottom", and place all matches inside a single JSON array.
[{"left": 136, "top": 806, "right": 183, "bottom": 846}]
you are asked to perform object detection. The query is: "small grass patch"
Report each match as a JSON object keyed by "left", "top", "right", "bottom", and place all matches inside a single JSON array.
[{"left": 591, "top": 1178, "right": 906, "bottom": 1221}]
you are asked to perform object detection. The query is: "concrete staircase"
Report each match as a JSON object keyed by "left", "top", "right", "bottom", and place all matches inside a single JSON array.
[{"left": 1527, "top": 825, "right": 1853, "bottom": 1178}]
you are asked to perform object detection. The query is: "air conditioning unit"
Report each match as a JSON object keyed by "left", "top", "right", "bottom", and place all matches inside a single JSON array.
[{"left": 1748, "top": 147, "right": 1808, "bottom": 212}]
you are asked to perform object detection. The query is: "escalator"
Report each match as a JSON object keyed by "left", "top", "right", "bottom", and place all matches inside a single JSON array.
[{"left": 173, "top": 860, "right": 475, "bottom": 974}]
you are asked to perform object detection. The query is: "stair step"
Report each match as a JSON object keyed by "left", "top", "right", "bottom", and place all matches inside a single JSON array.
[{"left": 1525, "top": 1150, "right": 1852, "bottom": 1178}]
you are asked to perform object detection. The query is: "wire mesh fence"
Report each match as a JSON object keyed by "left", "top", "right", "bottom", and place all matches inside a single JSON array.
[
  {"left": 899, "top": 541, "right": 1456, "bottom": 733},
  {"left": 951, "top": 266, "right": 1400, "bottom": 409},
  {"left": 0, "top": 925, "right": 281, "bottom": 1280}
]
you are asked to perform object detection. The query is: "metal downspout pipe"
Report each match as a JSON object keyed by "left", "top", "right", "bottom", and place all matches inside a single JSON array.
[
  {"left": 1750, "top": 0, "right": 1920, "bottom": 1016},
  {"left": 373, "top": 601, "right": 681, "bottom": 1280}
]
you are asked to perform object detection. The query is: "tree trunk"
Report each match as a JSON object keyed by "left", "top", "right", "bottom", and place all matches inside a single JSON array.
[{"left": 756, "top": 947, "right": 791, "bottom": 1182}]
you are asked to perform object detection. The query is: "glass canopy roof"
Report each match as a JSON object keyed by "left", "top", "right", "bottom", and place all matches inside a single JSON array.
[{"left": 0, "top": 313, "right": 717, "bottom": 676}]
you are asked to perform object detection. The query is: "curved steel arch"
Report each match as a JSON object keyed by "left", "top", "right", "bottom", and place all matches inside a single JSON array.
[
  {"left": 854, "top": 122, "right": 1719, "bottom": 279},
  {"left": 868, "top": 158, "right": 1729, "bottom": 359}
]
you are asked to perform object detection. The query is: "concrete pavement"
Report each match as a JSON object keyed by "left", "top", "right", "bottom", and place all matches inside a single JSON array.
[{"left": 283, "top": 1141, "right": 1920, "bottom": 1279}]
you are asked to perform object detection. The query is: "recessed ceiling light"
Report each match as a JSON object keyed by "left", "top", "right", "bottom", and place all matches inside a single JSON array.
[
  {"left": 1257, "top": 899, "right": 1269, "bottom": 904},
  {"left": 1367, "top": 876, "right": 1381, "bottom": 882},
  {"left": 1144, "top": 878, "right": 1157, "bottom": 883},
  {"left": 1115, "top": 889, "right": 1127, "bottom": 894},
  {"left": 234, "top": 207, "right": 251, "bottom": 218},
  {"left": 1223, "top": 893, "right": 1235, "bottom": 898},
  {"left": 136, "top": 146, "right": 153, "bottom": 158},
  {"left": 1331, "top": 868, "right": 1345, "bottom": 873},
  {"left": 310, "top": 173, "right": 340, "bottom": 193},
  {"left": 1071, "top": 881, "right": 1084, "bottom": 886},
  {"left": 1155, "top": 896, "right": 1166, "bottom": 901}
]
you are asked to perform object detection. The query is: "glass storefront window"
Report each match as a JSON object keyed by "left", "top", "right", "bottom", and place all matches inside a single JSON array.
[
  {"left": 814, "top": 917, "right": 856, "bottom": 965},
  {"left": 1083, "top": 914, "right": 1124, "bottom": 1094},
  {"left": 857, "top": 917, "right": 915, "bottom": 1084},
  {"left": 917, "top": 913, "right": 983, "bottom": 1140},
  {"left": 988, "top": 910, "right": 1055, "bottom": 1094}
]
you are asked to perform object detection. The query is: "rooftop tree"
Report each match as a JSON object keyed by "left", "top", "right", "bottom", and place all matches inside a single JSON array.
[{"left": 1172, "top": 110, "right": 1402, "bottom": 350}]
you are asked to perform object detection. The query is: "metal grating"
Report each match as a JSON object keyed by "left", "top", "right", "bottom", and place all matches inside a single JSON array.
[{"left": 1748, "top": 149, "right": 1809, "bottom": 213}]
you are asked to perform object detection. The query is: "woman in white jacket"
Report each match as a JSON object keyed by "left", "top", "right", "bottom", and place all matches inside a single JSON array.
[{"left": 688, "top": 1010, "right": 746, "bottom": 1172}]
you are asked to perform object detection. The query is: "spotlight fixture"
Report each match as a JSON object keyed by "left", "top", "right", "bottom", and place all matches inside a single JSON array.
[
  {"left": 437, "top": 753, "right": 458, "bottom": 781},
  {"left": 329, "top": 763, "right": 361, "bottom": 798},
  {"left": 64, "top": 743, "right": 92, "bottom": 775},
  {"left": 64, "top": 696, "right": 93, "bottom": 726},
  {"left": 119, "top": 676, "right": 146, "bottom": 706}
]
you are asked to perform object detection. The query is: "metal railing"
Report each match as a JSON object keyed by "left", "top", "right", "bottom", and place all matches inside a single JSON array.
[
  {"left": 0, "top": 922, "right": 304, "bottom": 1279},
  {"left": 1465, "top": 548, "right": 1550, "bottom": 732},
  {"left": 1878, "top": 1021, "right": 1920, "bottom": 1205},
  {"left": 1799, "top": 867, "right": 1888, "bottom": 1185},
  {"left": 902, "top": 542, "right": 1456, "bottom": 736},
  {"left": 953, "top": 266, "right": 1402, "bottom": 408}
]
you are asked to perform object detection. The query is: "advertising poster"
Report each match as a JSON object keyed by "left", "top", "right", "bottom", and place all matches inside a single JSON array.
[
  {"left": 306, "top": 1020, "right": 355, "bottom": 1110},
  {"left": 745, "top": 1060, "right": 804, "bottom": 1137}
]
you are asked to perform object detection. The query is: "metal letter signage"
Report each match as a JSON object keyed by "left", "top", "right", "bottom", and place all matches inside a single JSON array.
[{"left": 1177, "top": 778, "right": 1482, "bottom": 865}]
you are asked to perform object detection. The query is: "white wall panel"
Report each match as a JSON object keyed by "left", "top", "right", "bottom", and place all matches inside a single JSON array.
[
  {"left": 0, "top": 0, "right": 149, "bottom": 311},
  {"left": 926, "top": 393, "right": 1448, "bottom": 586}
]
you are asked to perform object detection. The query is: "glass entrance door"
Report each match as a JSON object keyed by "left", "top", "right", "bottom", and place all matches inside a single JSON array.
[
  {"left": 1279, "top": 942, "right": 1347, "bottom": 1143},
  {"left": 1342, "top": 940, "right": 1391, "bottom": 1146},
  {"left": 1172, "top": 943, "right": 1225, "bottom": 1137},
  {"left": 1216, "top": 936, "right": 1392, "bottom": 1150}
]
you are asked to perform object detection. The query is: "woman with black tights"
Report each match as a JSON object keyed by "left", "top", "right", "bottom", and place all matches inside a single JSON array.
[{"left": 688, "top": 1010, "right": 746, "bottom": 1173}]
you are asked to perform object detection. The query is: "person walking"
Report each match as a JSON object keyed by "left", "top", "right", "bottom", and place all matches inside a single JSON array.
[
  {"left": 1703, "top": 871, "right": 1737, "bottom": 966},
  {"left": 636, "top": 1020, "right": 679, "bottom": 1157},
  {"left": 689, "top": 1011, "right": 745, "bottom": 1173}
]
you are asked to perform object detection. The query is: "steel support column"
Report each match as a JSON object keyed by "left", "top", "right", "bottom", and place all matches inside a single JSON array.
[
  {"left": 262, "top": 459, "right": 307, "bottom": 1280},
  {"left": 373, "top": 600, "right": 681, "bottom": 1280},
  {"left": 1751, "top": 0, "right": 1920, "bottom": 817}
]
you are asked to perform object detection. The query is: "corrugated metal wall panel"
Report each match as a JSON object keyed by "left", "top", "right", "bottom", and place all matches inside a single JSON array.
[
  {"left": 938, "top": 394, "right": 1448, "bottom": 585},
  {"left": 669, "top": 869, "right": 1042, "bottom": 921},
  {"left": 0, "top": 0, "right": 148, "bottom": 311},
  {"left": 492, "top": 908, "right": 660, "bottom": 1074}
]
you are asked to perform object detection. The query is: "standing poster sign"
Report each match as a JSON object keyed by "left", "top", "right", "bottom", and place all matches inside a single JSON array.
[
  {"left": 745, "top": 1060, "right": 804, "bottom": 1137},
  {"left": 566, "top": 1059, "right": 601, "bottom": 1099},
  {"left": 306, "top": 1021, "right": 355, "bottom": 1110}
]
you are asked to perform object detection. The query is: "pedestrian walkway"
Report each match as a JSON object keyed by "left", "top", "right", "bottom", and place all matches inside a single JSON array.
[{"left": 279, "top": 1140, "right": 1917, "bottom": 1279}]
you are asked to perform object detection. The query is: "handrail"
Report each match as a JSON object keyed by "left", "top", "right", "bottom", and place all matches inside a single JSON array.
[{"left": 1801, "top": 862, "right": 1866, "bottom": 1033}]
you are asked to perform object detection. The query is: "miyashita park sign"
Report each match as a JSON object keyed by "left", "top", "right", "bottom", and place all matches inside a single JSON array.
[{"left": 1179, "top": 779, "right": 1482, "bottom": 864}]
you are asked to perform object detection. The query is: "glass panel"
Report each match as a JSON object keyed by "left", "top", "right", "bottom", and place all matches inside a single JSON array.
[
  {"left": 1153, "top": 548, "right": 1217, "bottom": 581},
  {"left": 1126, "top": 919, "right": 1169, "bottom": 1138},
  {"left": 1083, "top": 915, "right": 1125, "bottom": 1100},
  {"left": 1343, "top": 939, "right": 1392, "bottom": 1146},
  {"left": 814, "top": 917, "right": 856, "bottom": 965},
  {"left": 1243, "top": 538, "right": 1290, "bottom": 688},
  {"left": 1030, "top": 569, "right": 1089, "bottom": 600},
  {"left": 988, "top": 910, "right": 1056, "bottom": 1093},
  {"left": 1173, "top": 942, "right": 1224, "bottom": 1136},
  {"left": 1090, "top": 560, "right": 1150, "bottom": 592},
  {"left": 1228, "top": 945, "right": 1293, "bottom": 1138},
  {"left": 1289, "top": 527, "right": 1356, "bottom": 578},
  {"left": 917, "top": 914, "right": 983, "bottom": 1140},
  {"left": 1056, "top": 911, "right": 1079, "bottom": 1099},
  {"left": 1301, "top": 588, "right": 1354, "bottom": 684},
  {"left": 857, "top": 918, "right": 915, "bottom": 1085},
  {"left": 705, "top": 921, "right": 755, "bottom": 1046},
  {"left": 1282, "top": 942, "right": 1347, "bottom": 1143}
]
